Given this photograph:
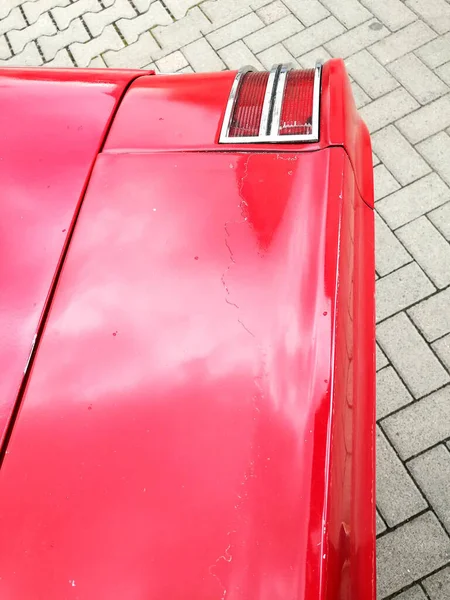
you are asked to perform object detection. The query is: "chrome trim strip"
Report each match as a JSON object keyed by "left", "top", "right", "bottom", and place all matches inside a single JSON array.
[
  {"left": 269, "top": 64, "right": 292, "bottom": 137},
  {"left": 258, "top": 65, "right": 280, "bottom": 136},
  {"left": 219, "top": 66, "right": 256, "bottom": 143},
  {"left": 219, "top": 62, "right": 323, "bottom": 144}
]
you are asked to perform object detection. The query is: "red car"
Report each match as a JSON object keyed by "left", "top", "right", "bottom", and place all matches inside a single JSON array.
[{"left": 0, "top": 60, "right": 375, "bottom": 599}]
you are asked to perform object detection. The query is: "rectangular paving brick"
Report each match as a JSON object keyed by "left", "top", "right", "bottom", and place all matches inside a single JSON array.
[
  {"left": 397, "top": 94, "right": 450, "bottom": 144},
  {"left": 350, "top": 80, "right": 370, "bottom": 108},
  {"left": 376, "top": 173, "right": 450, "bottom": 230},
  {"left": 376, "top": 343, "right": 389, "bottom": 370},
  {"left": 256, "top": 1, "right": 290, "bottom": 25},
  {"left": 182, "top": 38, "right": 225, "bottom": 71},
  {"left": 377, "top": 512, "right": 450, "bottom": 598},
  {"left": 325, "top": 18, "right": 390, "bottom": 58},
  {"left": 297, "top": 45, "right": 333, "bottom": 68},
  {"left": 418, "top": 131, "right": 450, "bottom": 188},
  {"left": 372, "top": 125, "right": 430, "bottom": 186},
  {"left": 388, "top": 52, "right": 449, "bottom": 104},
  {"left": 393, "top": 586, "right": 428, "bottom": 600},
  {"left": 377, "top": 365, "right": 413, "bottom": 419},
  {"left": 376, "top": 262, "right": 434, "bottom": 322},
  {"left": 409, "top": 445, "right": 450, "bottom": 534},
  {"left": 376, "top": 509, "right": 387, "bottom": 535},
  {"left": 432, "top": 334, "right": 450, "bottom": 371},
  {"left": 284, "top": 15, "right": 344, "bottom": 57},
  {"left": 409, "top": 287, "right": 450, "bottom": 342},
  {"left": 359, "top": 88, "right": 419, "bottom": 133},
  {"left": 345, "top": 49, "right": 398, "bottom": 99},
  {"left": 423, "top": 566, "right": 450, "bottom": 600},
  {"left": 377, "top": 313, "right": 449, "bottom": 400},
  {"left": 406, "top": 0, "right": 450, "bottom": 35},
  {"left": 416, "top": 32, "right": 450, "bottom": 69},
  {"left": 360, "top": 0, "right": 417, "bottom": 31},
  {"left": 319, "top": 0, "right": 371, "bottom": 28},
  {"left": 207, "top": 12, "right": 264, "bottom": 50},
  {"left": 201, "top": 0, "right": 252, "bottom": 29},
  {"left": 257, "top": 42, "right": 299, "bottom": 69},
  {"left": 218, "top": 40, "right": 263, "bottom": 70},
  {"left": 374, "top": 164, "right": 401, "bottom": 201},
  {"left": 370, "top": 20, "right": 437, "bottom": 65},
  {"left": 396, "top": 217, "right": 450, "bottom": 289},
  {"left": 282, "top": 0, "right": 329, "bottom": 26},
  {"left": 377, "top": 426, "right": 427, "bottom": 526},
  {"left": 244, "top": 14, "right": 303, "bottom": 53},
  {"left": 382, "top": 386, "right": 450, "bottom": 458}
]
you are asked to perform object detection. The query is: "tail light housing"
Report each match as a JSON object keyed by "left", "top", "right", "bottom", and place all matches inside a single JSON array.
[{"left": 220, "top": 63, "right": 322, "bottom": 144}]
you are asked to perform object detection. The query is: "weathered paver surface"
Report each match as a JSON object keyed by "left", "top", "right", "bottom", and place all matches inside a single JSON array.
[{"left": 1, "top": 0, "right": 450, "bottom": 597}]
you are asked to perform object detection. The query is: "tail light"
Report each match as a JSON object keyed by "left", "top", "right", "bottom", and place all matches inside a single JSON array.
[{"left": 220, "top": 63, "right": 321, "bottom": 144}]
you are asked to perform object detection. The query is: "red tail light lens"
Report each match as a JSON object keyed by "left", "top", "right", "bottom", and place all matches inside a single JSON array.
[
  {"left": 279, "top": 69, "right": 315, "bottom": 136},
  {"left": 229, "top": 71, "right": 269, "bottom": 137}
]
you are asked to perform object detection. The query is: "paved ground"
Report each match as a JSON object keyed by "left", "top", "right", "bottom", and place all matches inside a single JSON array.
[{"left": 1, "top": 0, "right": 450, "bottom": 598}]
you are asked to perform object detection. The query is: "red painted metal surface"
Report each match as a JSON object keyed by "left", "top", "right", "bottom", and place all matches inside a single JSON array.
[
  {"left": 0, "top": 68, "right": 146, "bottom": 448},
  {"left": 104, "top": 60, "right": 373, "bottom": 207},
  {"left": 0, "top": 146, "right": 375, "bottom": 599}
]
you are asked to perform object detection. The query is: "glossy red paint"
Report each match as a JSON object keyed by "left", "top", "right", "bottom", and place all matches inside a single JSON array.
[
  {"left": 0, "top": 68, "right": 146, "bottom": 448},
  {"left": 104, "top": 60, "right": 373, "bottom": 207},
  {"left": 0, "top": 145, "right": 374, "bottom": 599}
]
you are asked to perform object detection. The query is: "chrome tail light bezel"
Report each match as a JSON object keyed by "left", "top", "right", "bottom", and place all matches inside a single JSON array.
[{"left": 219, "top": 62, "right": 322, "bottom": 144}]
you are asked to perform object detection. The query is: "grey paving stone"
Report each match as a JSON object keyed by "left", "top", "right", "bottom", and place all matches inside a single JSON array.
[
  {"left": 418, "top": 132, "right": 450, "bottom": 188},
  {"left": 397, "top": 94, "right": 450, "bottom": 144},
  {"left": 257, "top": 42, "right": 299, "bottom": 69},
  {"left": 360, "top": 0, "right": 417, "bottom": 32},
  {"left": 372, "top": 125, "right": 430, "bottom": 186},
  {"left": 391, "top": 585, "right": 428, "bottom": 600},
  {"left": 319, "top": 0, "right": 371, "bottom": 29},
  {"left": 377, "top": 366, "right": 414, "bottom": 419},
  {"left": 376, "top": 509, "right": 387, "bottom": 535},
  {"left": 207, "top": 13, "right": 264, "bottom": 50},
  {"left": 415, "top": 32, "right": 450, "bottom": 69},
  {"left": 374, "top": 164, "right": 401, "bottom": 201},
  {"left": 408, "top": 287, "right": 450, "bottom": 342},
  {"left": 387, "top": 52, "right": 449, "bottom": 104},
  {"left": 370, "top": 20, "right": 437, "bottom": 65},
  {"left": 182, "top": 38, "right": 225, "bottom": 72},
  {"left": 256, "top": 0, "right": 290, "bottom": 25},
  {"left": 423, "top": 566, "right": 450, "bottom": 600},
  {"left": 350, "top": 80, "right": 371, "bottom": 108},
  {"left": 377, "top": 343, "right": 389, "bottom": 370},
  {"left": 218, "top": 40, "right": 263, "bottom": 70},
  {"left": 406, "top": 0, "right": 450, "bottom": 36},
  {"left": 359, "top": 88, "right": 419, "bottom": 133},
  {"left": 297, "top": 45, "right": 333, "bottom": 69},
  {"left": 284, "top": 15, "right": 344, "bottom": 58},
  {"left": 346, "top": 49, "right": 398, "bottom": 99},
  {"left": 409, "top": 445, "right": 450, "bottom": 534},
  {"left": 244, "top": 14, "right": 303, "bottom": 53},
  {"left": 382, "top": 386, "right": 450, "bottom": 459},
  {"left": 377, "top": 512, "right": 450, "bottom": 598},
  {"left": 396, "top": 217, "right": 450, "bottom": 289},
  {"left": 282, "top": 0, "right": 329, "bottom": 27},
  {"left": 377, "top": 426, "right": 427, "bottom": 526},
  {"left": 376, "top": 262, "right": 434, "bottom": 322},
  {"left": 377, "top": 313, "right": 449, "bottom": 400},
  {"left": 325, "top": 18, "right": 390, "bottom": 59},
  {"left": 432, "top": 334, "right": 450, "bottom": 371},
  {"left": 375, "top": 212, "right": 411, "bottom": 277},
  {"left": 376, "top": 173, "right": 450, "bottom": 230},
  {"left": 428, "top": 202, "right": 450, "bottom": 241}
]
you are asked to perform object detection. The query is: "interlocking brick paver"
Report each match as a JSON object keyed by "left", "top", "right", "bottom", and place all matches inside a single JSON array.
[
  {"left": 325, "top": 18, "right": 389, "bottom": 58},
  {"left": 360, "top": 0, "right": 417, "bottom": 32},
  {"left": 373, "top": 164, "right": 401, "bottom": 201},
  {"left": 346, "top": 49, "right": 398, "bottom": 99},
  {"left": 376, "top": 262, "right": 434, "bottom": 323},
  {"left": 244, "top": 14, "right": 303, "bottom": 54},
  {"left": 397, "top": 217, "right": 450, "bottom": 289},
  {"left": 2, "top": 2, "right": 450, "bottom": 597},
  {"left": 428, "top": 202, "right": 450, "bottom": 241},
  {"left": 218, "top": 40, "right": 263, "bottom": 70},
  {"left": 377, "top": 426, "right": 427, "bottom": 526},
  {"left": 359, "top": 87, "right": 419, "bottom": 133},
  {"left": 409, "top": 287, "right": 450, "bottom": 342},
  {"left": 397, "top": 94, "right": 450, "bottom": 144},
  {"left": 377, "top": 512, "right": 450, "bottom": 598},
  {"left": 417, "top": 131, "right": 450, "bottom": 187},
  {"left": 320, "top": 0, "right": 371, "bottom": 29},
  {"left": 423, "top": 566, "right": 450, "bottom": 600},
  {"left": 377, "top": 313, "right": 449, "bottom": 400},
  {"left": 376, "top": 173, "right": 450, "bottom": 230},
  {"left": 409, "top": 445, "right": 450, "bottom": 533},
  {"left": 370, "top": 20, "right": 437, "bottom": 65},
  {"left": 406, "top": 0, "right": 450, "bottom": 36},
  {"left": 372, "top": 125, "right": 430, "bottom": 186},
  {"left": 383, "top": 386, "right": 450, "bottom": 459},
  {"left": 415, "top": 33, "right": 450, "bottom": 69},
  {"left": 388, "top": 52, "right": 449, "bottom": 104},
  {"left": 433, "top": 334, "right": 450, "bottom": 371},
  {"left": 377, "top": 365, "right": 413, "bottom": 419}
]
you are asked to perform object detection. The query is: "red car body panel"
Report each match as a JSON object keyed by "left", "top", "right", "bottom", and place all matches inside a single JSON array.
[
  {"left": 0, "top": 61, "right": 375, "bottom": 600},
  {"left": 0, "top": 68, "right": 146, "bottom": 447}
]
